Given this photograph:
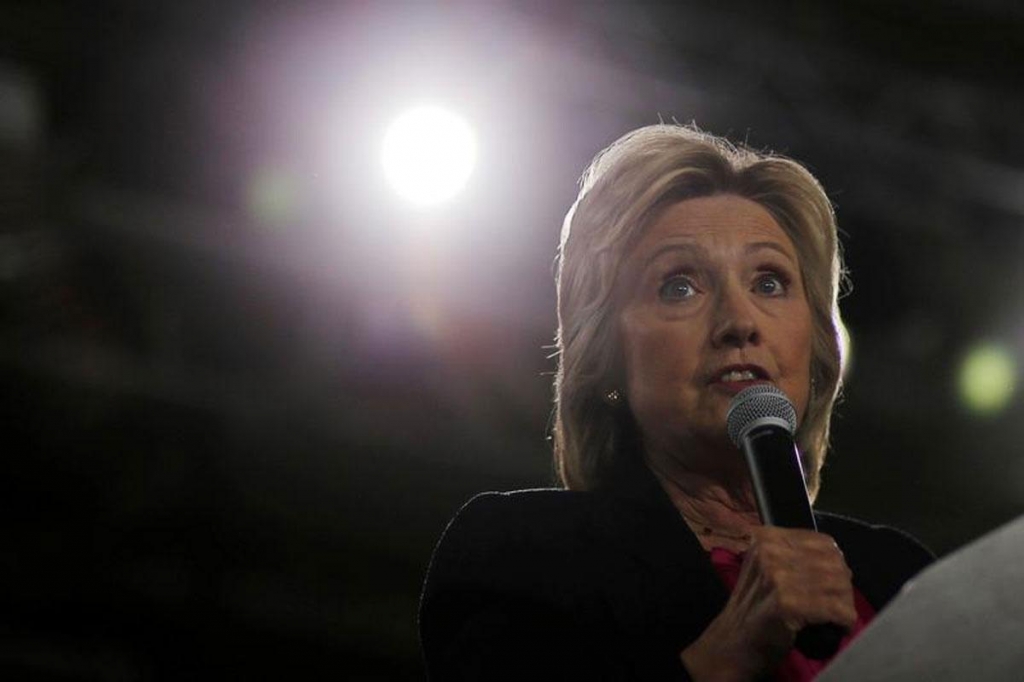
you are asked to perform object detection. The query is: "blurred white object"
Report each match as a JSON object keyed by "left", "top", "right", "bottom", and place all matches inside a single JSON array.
[{"left": 818, "top": 515, "right": 1024, "bottom": 681}]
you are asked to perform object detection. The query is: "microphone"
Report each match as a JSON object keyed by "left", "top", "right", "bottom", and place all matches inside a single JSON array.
[{"left": 726, "top": 384, "right": 845, "bottom": 660}]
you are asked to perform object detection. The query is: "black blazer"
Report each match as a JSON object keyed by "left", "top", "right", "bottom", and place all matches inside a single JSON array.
[{"left": 420, "top": 464, "right": 933, "bottom": 681}]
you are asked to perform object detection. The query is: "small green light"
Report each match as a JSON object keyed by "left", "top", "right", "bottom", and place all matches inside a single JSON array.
[
  {"left": 958, "top": 342, "right": 1017, "bottom": 416},
  {"left": 247, "top": 167, "right": 300, "bottom": 226}
]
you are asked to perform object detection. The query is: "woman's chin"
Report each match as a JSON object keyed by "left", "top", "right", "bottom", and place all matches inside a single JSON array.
[{"left": 652, "top": 430, "right": 745, "bottom": 468}]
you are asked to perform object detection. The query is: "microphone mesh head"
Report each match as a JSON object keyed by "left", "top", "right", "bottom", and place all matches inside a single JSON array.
[{"left": 726, "top": 384, "right": 798, "bottom": 447}]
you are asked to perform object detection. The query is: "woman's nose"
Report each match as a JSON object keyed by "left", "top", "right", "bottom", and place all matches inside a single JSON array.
[{"left": 711, "top": 286, "right": 760, "bottom": 348}]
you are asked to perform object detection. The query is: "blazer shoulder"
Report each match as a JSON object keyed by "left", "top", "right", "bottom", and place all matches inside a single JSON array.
[
  {"left": 816, "top": 510, "right": 934, "bottom": 561},
  {"left": 444, "top": 488, "right": 596, "bottom": 535},
  {"left": 420, "top": 489, "right": 608, "bottom": 646},
  {"left": 815, "top": 510, "right": 935, "bottom": 609},
  {"left": 425, "top": 489, "right": 597, "bottom": 578}
]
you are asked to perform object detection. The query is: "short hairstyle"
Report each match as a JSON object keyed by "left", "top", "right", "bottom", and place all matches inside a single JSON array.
[{"left": 553, "top": 124, "right": 846, "bottom": 501}]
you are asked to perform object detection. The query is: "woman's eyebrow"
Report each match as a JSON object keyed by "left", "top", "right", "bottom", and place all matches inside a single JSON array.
[
  {"left": 745, "top": 241, "right": 797, "bottom": 264},
  {"left": 643, "top": 242, "right": 708, "bottom": 269}
]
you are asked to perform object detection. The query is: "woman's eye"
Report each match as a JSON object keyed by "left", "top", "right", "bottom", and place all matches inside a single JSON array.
[
  {"left": 754, "top": 273, "right": 787, "bottom": 296},
  {"left": 659, "top": 276, "right": 697, "bottom": 301}
]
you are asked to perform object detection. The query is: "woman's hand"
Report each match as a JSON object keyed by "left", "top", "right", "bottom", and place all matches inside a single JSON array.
[{"left": 680, "top": 527, "right": 857, "bottom": 682}]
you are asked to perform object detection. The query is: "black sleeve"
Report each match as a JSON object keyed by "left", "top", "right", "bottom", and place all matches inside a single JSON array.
[
  {"left": 862, "top": 524, "right": 936, "bottom": 607},
  {"left": 419, "top": 493, "right": 694, "bottom": 681}
]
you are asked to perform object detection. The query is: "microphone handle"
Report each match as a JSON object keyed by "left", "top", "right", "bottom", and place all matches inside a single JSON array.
[
  {"left": 740, "top": 425, "right": 845, "bottom": 660},
  {"left": 794, "top": 623, "right": 846, "bottom": 661}
]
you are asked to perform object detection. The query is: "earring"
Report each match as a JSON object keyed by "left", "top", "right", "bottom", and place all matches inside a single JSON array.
[{"left": 604, "top": 389, "right": 622, "bottom": 405}]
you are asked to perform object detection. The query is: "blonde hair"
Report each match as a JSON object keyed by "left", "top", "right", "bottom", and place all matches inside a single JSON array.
[{"left": 553, "top": 124, "right": 846, "bottom": 501}]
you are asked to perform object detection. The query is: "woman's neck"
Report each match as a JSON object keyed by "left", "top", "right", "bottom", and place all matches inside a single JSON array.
[{"left": 646, "top": 449, "right": 762, "bottom": 550}]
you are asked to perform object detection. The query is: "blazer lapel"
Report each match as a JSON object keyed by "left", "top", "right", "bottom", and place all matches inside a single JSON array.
[{"left": 586, "top": 463, "right": 730, "bottom": 653}]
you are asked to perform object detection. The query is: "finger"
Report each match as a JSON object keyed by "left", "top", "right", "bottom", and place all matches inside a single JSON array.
[
  {"left": 752, "top": 529, "right": 850, "bottom": 573},
  {"left": 772, "top": 585, "right": 857, "bottom": 632},
  {"left": 741, "top": 532, "right": 859, "bottom": 629}
]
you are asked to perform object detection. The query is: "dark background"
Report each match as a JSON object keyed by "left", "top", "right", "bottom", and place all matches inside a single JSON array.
[{"left": 2, "top": 0, "right": 1023, "bottom": 679}]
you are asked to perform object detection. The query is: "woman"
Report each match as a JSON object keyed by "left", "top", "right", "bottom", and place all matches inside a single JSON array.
[{"left": 420, "top": 124, "right": 933, "bottom": 681}]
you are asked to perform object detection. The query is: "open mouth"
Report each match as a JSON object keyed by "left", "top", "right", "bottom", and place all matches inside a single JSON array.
[{"left": 714, "top": 366, "right": 769, "bottom": 384}]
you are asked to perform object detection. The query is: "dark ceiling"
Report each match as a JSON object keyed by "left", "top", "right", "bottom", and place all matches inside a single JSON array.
[{"left": 2, "top": 0, "right": 1023, "bottom": 679}]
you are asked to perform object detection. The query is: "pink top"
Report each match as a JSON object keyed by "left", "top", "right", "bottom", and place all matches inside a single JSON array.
[{"left": 709, "top": 546, "right": 876, "bottom": 681}]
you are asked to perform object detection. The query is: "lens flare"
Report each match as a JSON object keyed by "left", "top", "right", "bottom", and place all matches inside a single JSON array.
[
  {"left": 957, "top": 342, "right": 1017, "bottom": 416},
  {"left": 247, "top": 166, "right": 300, "bottom": 226}
]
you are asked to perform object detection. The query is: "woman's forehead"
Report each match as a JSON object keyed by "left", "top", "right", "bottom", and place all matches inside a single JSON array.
[{"left": 630, "top": 195, "right": 798, "bottom": 263}]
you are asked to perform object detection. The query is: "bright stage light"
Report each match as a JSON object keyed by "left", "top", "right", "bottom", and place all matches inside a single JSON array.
[
  {"left": 957, "top": 342, "right": 1017, "bottom": 416},
  {"left": 381, "top": 105, "right": 477, "bottom": 207}
]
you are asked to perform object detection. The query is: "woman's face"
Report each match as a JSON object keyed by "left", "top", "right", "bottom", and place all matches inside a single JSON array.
[{"left": 617, "top": 194, "right": 813, "bottom": 459}]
